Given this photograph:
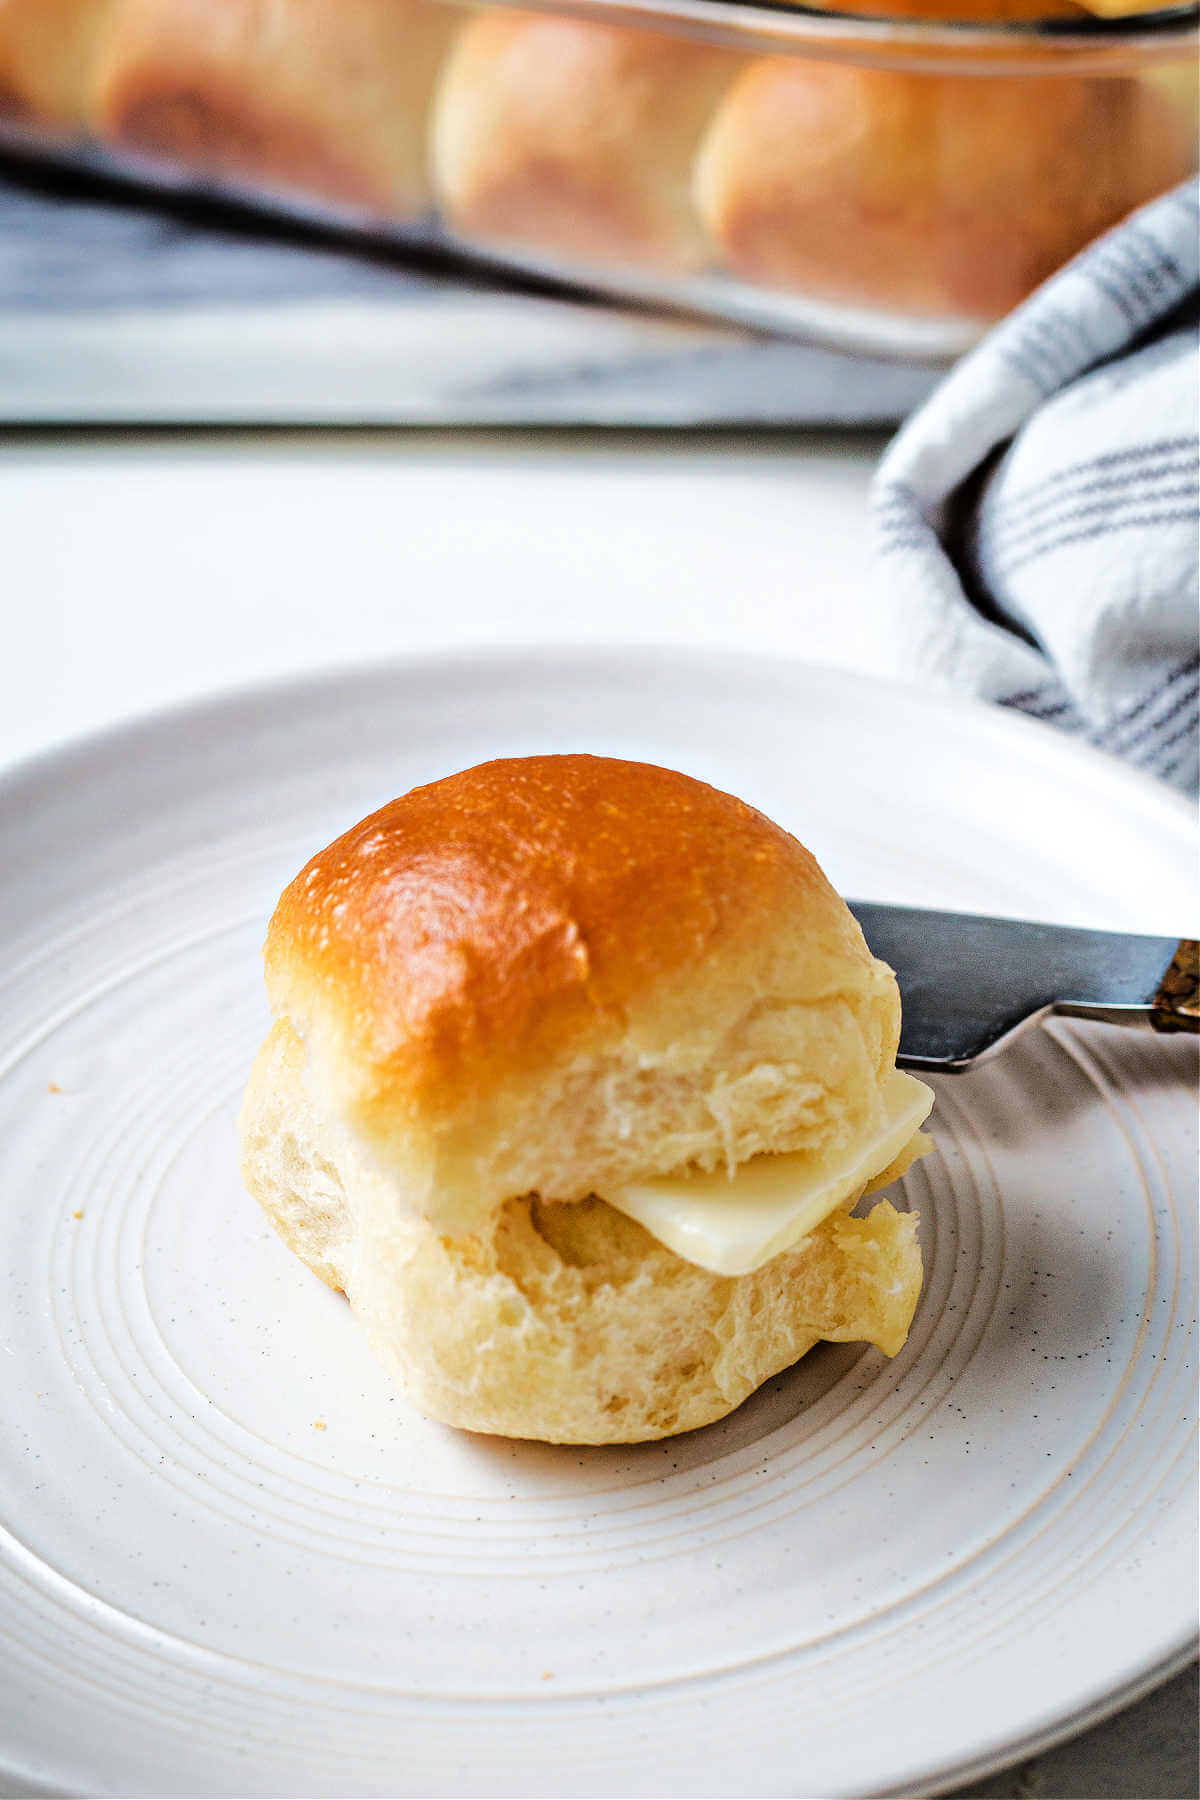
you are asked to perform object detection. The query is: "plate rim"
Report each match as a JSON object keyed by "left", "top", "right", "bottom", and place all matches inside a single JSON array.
[
  {"left": 0, "top": 640, "right": 1195, "bottom": 845},
  {"left": 911, "top": 1644, "right": 1199, "bottom": 1800},
  {"left": 1, "top": 1649, "right": 1196, "bottom": 1800}
]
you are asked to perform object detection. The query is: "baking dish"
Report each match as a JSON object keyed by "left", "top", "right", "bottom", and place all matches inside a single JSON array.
[{"left": 0, "top": 0, "right": 1195, "bottom": 358}]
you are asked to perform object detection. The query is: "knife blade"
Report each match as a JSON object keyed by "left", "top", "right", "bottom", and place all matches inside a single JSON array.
[{"left": 848, "top": 902, "right": 1199, "bottom": 1072}]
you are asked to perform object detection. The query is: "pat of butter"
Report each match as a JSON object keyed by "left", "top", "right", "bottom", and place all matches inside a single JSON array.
[{"left": 605, "top": 1070, "right": 934, "bottom": 1276}]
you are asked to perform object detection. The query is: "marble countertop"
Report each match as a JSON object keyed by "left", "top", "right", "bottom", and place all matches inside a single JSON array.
[{"left": 0, "top": 154, "right": 939, "bottom": 426}]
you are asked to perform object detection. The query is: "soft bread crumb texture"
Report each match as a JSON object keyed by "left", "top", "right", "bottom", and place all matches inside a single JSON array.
[
  {"left": 263, "top": 755, "right": 906, "bottom": 1238},
  {"left": 240, "top": 1020, "right": 924, "bottom": 1444}
]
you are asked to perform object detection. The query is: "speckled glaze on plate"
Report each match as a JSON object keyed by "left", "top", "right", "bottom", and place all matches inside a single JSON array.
[{"left": 0, "top": 647, "right": 1195, "bottom": 1799}]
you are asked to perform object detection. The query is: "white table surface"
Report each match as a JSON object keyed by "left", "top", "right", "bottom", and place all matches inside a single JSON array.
[
  {"left": 1, "top": 426, "right": 895, "bottom": 769},
  {"left": 1, "top": 423, "right": 1195, "bottom": 1800}
]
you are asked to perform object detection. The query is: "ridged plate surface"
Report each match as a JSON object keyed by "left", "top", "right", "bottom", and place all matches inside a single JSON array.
[{"left": 0, "top": 648, "right": 1195, "bottom": 1798}]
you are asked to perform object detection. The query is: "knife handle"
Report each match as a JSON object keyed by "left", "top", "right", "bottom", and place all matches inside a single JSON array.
[{"left": 1152, "top": 940, "right": 1200, "bottom": 1035}]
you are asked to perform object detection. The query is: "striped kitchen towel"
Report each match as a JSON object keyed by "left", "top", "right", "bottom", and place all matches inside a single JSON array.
[{"left": 872, "top": 180, "right": 1199, "bottom": 794}]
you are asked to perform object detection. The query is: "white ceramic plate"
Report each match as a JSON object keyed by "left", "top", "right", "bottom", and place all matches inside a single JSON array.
[{"left": 0, "top": 648, "right": 1195, "bottom": 1800}]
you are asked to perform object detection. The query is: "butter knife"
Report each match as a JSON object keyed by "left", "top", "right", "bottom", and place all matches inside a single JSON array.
[{"left": 848, "top": 902, "right": 1200, "bottom": 1072}]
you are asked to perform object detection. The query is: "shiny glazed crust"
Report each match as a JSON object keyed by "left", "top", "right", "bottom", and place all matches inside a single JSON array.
[{"left": 262, "top": 755, "right": 904, "bottom": 1236}]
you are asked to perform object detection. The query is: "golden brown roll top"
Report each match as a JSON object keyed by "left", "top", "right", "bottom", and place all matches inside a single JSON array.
[
  {"left": 264, "top": 754, "right": 904, "bottom": 1237},
  {"left": 90, "top": 0, "right": 458, "bottom": 217}
]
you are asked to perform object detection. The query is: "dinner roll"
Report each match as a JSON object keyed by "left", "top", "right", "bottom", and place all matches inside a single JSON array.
[
  {"left": 694, "top": 59, "right": 1196, "bottom": 319},
  {"left": 242, "top": 1016, "right": 923, "bottom": 1442},
  {"left": 431, "top": 13, "right": 739, "bottom": 270},
  {"left": 91, "top": 0, "right": 458, "bottom": 217},
  {"left": 0, "top": 0, "right": 115, "bottom": 131},
  {"left": 242, "top": 755, "right": 931, "bottom": 1444},
  {"left": 261, "top": 755, "right": 912, "bottom": 1239}
]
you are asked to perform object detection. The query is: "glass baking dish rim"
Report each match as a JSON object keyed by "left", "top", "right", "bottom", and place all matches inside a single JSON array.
[{"left": 464, "top": 0, "right": 1199, "bottom": 63}]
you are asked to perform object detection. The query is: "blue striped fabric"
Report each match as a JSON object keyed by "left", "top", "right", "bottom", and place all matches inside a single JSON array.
[{"left": 872, "top": 182, "right": 1199, "bottom": 795}]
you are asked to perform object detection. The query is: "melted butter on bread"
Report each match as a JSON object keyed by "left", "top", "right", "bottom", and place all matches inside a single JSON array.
[{"left": 604, "top": 1070, "right": 933, "bottom": 1276}]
